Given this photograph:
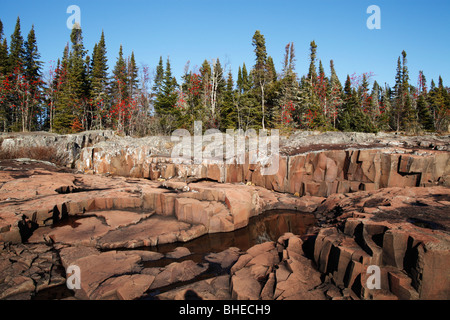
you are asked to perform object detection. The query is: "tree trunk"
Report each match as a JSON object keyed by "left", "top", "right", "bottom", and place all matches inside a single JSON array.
[{"left": 261, "top": 84, "right": 265, "bottom": 130}]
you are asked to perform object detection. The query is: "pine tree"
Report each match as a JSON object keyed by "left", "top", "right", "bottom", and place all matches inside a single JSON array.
[
  {"left": 128, "top": 51, "right": 139, "bottom": 95},
  {"left": 328, "top": 60, "right": 342, "bottom": 128},
  {"left": 67, "top": 24, "right": 89, "bottom": 131},
  {"left": 155, "top": 57, "right": 178, "bottom": 119},
  {"left": 277, "top": 42, "right": 300, "bottom": 129},
  {"left": 89, "top": 31, "right": 109, "bottom": 129},
  {"left": 23, "top": 25, "right": 42, "bottom": 130},
  {"left": 400, "top": 50, "right": 418, "bottom": 133},
  {"left": 90, "top": 31, "right": 108, "bottom": 98},
  {"left": 23, "top": 25, "right": 42, "bottom": 83},
  {"left": 338, "top": 83, "right": 376, "bottom": 133},
  {"left": 267, "top": 56, "right": 277, "bottom": 82},
  {"left": 392, "top": 56, "right": 403, "bottom": 132},
  {"left": 68, "top": 25, "right": 88, "bottom": 106},
  {"left": 307, "top": 40, "right": 318, "bottom": 85},
  {"left": 199, "top": 59, "right": 212, "bottom": 115},
  {"left": 237, "top": 66, "right": 243, "bottom": 93},
  {"left": 112, "top": 45, "right": 127, "bottom": 98},
  {"left": 110, "top": 45, "right": 129, "bottom": 132},
  {"left": 241, "top": 63, "right": 251, "bottom": 92},
  {"left": 0, "top": 19, "right": 8, "bottom": 76},
  {"left": 53, "top": 44, "right": 74, "bottom": 133},
  {"left": 416, "top": 71, "right": 433, "bottom": 131},
  {"left": 220, "top": 70, "right": 236, "bottom": 129},
  {"left": 9, "top": 17, "right": 25, "bottom": 73},
  {"left": 152, "top": 56, "right": 164, "bottom": 96},
  {"left": 429, "top": 76, "right": 450, "bottom": 132},
  {"left": 369, "top": 81, "right": 381, "bottom": 124},
  {"left": 252, "top": 30, "right": 269, "bottom": 129}
]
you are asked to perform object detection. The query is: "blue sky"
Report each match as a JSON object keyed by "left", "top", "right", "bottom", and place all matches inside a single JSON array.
[{"left": 1, "top": 0, "right": 449, "bottom": 88}]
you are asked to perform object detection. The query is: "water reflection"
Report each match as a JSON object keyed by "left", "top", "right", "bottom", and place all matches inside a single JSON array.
[{"left": 149, "top": 210, "right": 316, "bottom": 257}]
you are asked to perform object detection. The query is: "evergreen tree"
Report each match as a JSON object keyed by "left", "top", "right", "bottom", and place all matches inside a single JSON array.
[
  {"left": 338, "top": 84, "right": 376, "bottom": 133},
  {"left": 90, "top": 31, "right": 108, "bottom": 99},
  {"left": 67, "top": 24, "right": 89, "bottom": 131},
  {"left": 9, "top": 17, "right": 25, "bottom": 73},
  {"left": 252, "top": 30, "right": 269, "bottom": 129},
  {"left": 209, "top": 58, "right": 225, "bottom": 125},
  {"left": 392, "top": 55, "right": 403, "bottom": 131},
  {"left": 154, "top": 57, "right": 178, "bottom": 121},
  {"left": 53, "top": 44, "right": 74, "bottom": 133},
  {"left": 328, "top": 60, "right": 342, "bottom": 128},
  {"left": 237, "top": 66, "right": 243, "bottom": 93},
  {"left": 23, "top": 25, "right": 43, "bottom": 130},
  {"left": 400, "top": 51, "right": 418, "bottom": 132},
  {"left": 241, "top": 63, "right": 251, "bottom": 91},
  {"left": 369, "top": 81, "right": 381, "bottom": 125},
  {"left": 128, "top": 51, "right": 139, "bottom": 95},
  {"left": 23, "top": 25, "right": 42, "bottom": 87},
  {"left": 68, "top": 24, "right": 88, "bottom": 106},
  {"left": 307, "top": 40, "right": 318, "bottom": 84},
  {"left": 220, "top": 70, "right": 237, "bottom": 129},
  {"left": 199, "top": 59, "right": 212, "bottom": 116},
  {"left": 112, "top": 45, "right": 127, "bottom": 99},
  {"left": 277, "top": 42, "right": 300, "bottom": 129},
  {"left": 267, "top": 56, "right": 277, "bottom": 82},
  {"left": 152, "top": 56, "right": 164, "bottom": 96},
  {"left": 0, "top": 19, "right": 8, "bottom": 76},
  {"left": 429, "top": 76, "right": 450, "bottom": 132},
  {"left": 416, "top": 71, "right": 433, "bottom": 131}
]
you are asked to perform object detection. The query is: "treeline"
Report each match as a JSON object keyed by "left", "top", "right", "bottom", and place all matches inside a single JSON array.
[{"left": 0, "top": 17, "right": 449, "bottom": 136}]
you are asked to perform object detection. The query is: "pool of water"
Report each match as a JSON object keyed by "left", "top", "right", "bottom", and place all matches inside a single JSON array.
[
  {"left": 143, "top": 209, "right": 316, "bottom": 261},
  {"left": 33, "top": 209, "right": 317, "bottom": 300}
]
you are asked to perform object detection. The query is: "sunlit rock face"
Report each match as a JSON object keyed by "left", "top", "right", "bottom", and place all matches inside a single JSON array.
[{"left": 1, "top": 131, "right": 449, "bottom": 300}]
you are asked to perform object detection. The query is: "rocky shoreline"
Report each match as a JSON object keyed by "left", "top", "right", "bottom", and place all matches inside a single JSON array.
[{"left": 0, "top": 131, "right": 449, "bottom": 300}]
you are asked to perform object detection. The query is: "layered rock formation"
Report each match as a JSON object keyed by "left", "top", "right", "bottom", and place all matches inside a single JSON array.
[
  {"left": 74, "top": 132, "right": 450, "bottom": 198},
  {"left": 312, "top": 186, "right": 450, "bottom": 300},
  {"left": 1, "top": 131, "right": 449, "bottom": 300},
  {"left": 0, "top": 159, "right": 322, "bottom": 246}
]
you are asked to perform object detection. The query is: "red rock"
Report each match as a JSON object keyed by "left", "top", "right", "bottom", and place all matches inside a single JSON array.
[
  {"left": 90, "top": 274, "right": 155, "bottom": 300},
  {"left": 166, "top": 247, "right": 191, "bottom": 259},
  {"left": 231, "top": 268, "right": 262, "bottom": 300},
  {"left": 150, "top": 260, "right": 209, "bottom": 290}
]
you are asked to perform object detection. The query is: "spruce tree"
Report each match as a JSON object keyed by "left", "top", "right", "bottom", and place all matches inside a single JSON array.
[
  {"left": 307, "top": 40, "right": 318, "bottom": 84},
  {"left": 9, "top": 17, "right": 25, "bottom": 73},
  {"left": 392, "top": 56, "right": 403, "bottom": 131},
  {"left": 0, "top": 19, "right": 8, "bottom": 76},
  {"left": 267, "top": 56, "right": 277, "bottom": 82},
  {"left": 154, "top": 57, "right": 178, "bottom": 121},
  {"left": 220, "top": 70, "right": 237, "bottom": 129},
  {"left": 241, "top": 63, "right": 251, "bottom": 91},
  {"left": 328, "top": 60, "right": 342, "bottom": 128},
  {"left": 90, "top": 31, "right": 108, "bottom": 102},
  {"left": 400, "top": 50, "right": 418, "bottom": 132},
  {"left": 68, "top": 24, "right": 88, "bottom": 105},
  {"left": 416, "top": 71, "right": 433, "bottom": 131},
  {"left": 252, "top": 30, "right": 270, "bottom": 129},
  {"left": 53, "top": 44, "right": 75, "bottom": 133},
  {"left": 152, "top": 56, "right": 164, "bottom": 96},
  {"left": 237, "top": 66, "right": 243, "bottom": 93},
  {"left": 24, "top": 26, "right": 42, "bottom": 87},
  {"left": 128, "top": 51, "right": 139, "bottom": 95},
  {"left": 23, "top": 25, "right": 42, "bottom": 130},
  {"left": 112, "top": 45, "right": 127, "bottom": 99}
]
